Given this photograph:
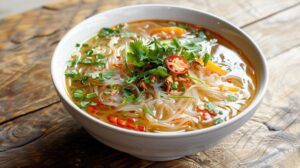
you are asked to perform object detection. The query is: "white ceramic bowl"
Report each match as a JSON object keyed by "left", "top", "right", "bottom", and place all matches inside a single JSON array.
[{"left": 51, "top": 4, "right": 268, "bottom": 161}]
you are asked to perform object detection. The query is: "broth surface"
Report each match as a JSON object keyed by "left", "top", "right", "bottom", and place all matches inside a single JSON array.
[{"left": 65, "top": 20, "right": 256, "bottom": 132}]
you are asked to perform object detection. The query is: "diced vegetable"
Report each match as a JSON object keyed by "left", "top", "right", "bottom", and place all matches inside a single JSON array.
[
  {"left": 219, "top": 85, "right": 240, "bottom": 92},
  {"left": 206, "top": 61, "right": 227, "bottom": 76}
]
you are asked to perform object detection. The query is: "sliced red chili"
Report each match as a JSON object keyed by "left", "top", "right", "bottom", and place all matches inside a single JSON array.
[
  {"left": 117, "top": 118, "right": 127, "bottom": 127},
  {"left": 87, "top": 106, "right": 97, "bottom": 113},
  {"left": 165, "top": 55, "right": 188, "bottom": 74},
  {"left": 226, "top": 78, "right": 234, "bottom": 83},
  {"left": 127, "top": 122, "right": 137, "bottom": 129},
  {"left": 97, "top": 102, "right": 109, "bottom": 110},
  {"left": 107, "top": 116, "right": 118, "bottom": 125},
  {"left": 136, "top": 125, "right": 146, "bottom": 132}
]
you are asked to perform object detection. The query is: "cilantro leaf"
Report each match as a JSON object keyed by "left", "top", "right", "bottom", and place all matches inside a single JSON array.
[
  {"left": 203, "top": 53, "right": 211, "bottom": 66},
  {"left": 146, "top": 66, "right": 168, "bottom": 77},
  {"left": 127, "top": 40, "right": 148, "bottom": 67}
]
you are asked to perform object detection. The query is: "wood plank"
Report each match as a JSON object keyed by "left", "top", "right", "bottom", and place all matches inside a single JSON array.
[
  {"left": 243, "top": 4, "right": 300, "bottom": 58},
  {"left": 0, "top": 103, "right": 154, "bottom": 168},
  {"left": 44, "top": 0, "right": 300, "bottom": 27}
]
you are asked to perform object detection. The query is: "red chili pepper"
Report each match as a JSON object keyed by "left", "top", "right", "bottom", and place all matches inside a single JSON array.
[
  {"left": 127, "top": 122, "right": 137, "bottom": 129},
  {"left": 107, "top": 116, "right": 118, "bottom": 125},
  {"left": 136, "top": 125, "right": 146, "bottom": 132},
  {"left": 87, "top": 106, "right": 97, "bottom": 113},
  {"left": 126, "top": 118, "right": 135, "bottom": 123},
  {"left": 117, "top": 118, "right": 127, "bottom": 127},
  {"left": 165, "top": 55, "right": 188, "bottom": 74},
  {"left": 208, "top": 111, "right": 217, "bottom": 117},
  {"left": 226, "top": 78, "right": 234, "bottom": 83},
  {"left": 97, "top": 102, "right": 109, "bottom": 110}
]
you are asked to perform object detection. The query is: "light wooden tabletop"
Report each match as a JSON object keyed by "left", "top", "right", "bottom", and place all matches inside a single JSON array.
[{"left": 0, "top": 0, "right": 300, "bottom": 167}]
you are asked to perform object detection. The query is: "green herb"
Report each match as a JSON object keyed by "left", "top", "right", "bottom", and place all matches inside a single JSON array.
[
  {"left": 122, "top": 94, "right": 136, "bottom": 103},
  {"left": 218, "top": 111, "right": 223, "bottom": 115},
  {"left": 176, "top": 23, "right": 188, "bottom": 29},
  {"left": 125, "top": 76, "right": 138, "bottom": 84},
  {"left": 203, "top": 53, "right": 211, "bottom": 66},
  {"left": 96, "top": 53, "right": 105, "bottom": 59},
  {"left": 97, "top": 24, "right": 124, "bottom": 38},
  {"left": 168, "top": 95, "right": 193, "bottom": 99},
  {"left": 67, "top": 60, "right": 76, "bottom": 67},
  {"left": 80, "top": 101, "right": 90, "bottom": 108},
  {"left": 81, "top": 75, "right": 88, "bottom": 82},
  {"left": 182, "top": 51, "right": 196, "bottom": 63},
  {"left": 82, "top": 43, "right": 89, "bottom": 47},
  {"left": 127, "top": 40, "right": 148, "bottom": 67},
  {"left": 99, "top": 71, "right": 115, "bottom": 82},
  {"left": 86, "top": 49, "right": 93, "bottom": 56},
  {"left": 171, "top": 81, "right": 179, "bottom": 90},
  {"left": 204, "top": 102, "right": 216, "bottom": 112},
  {"left": 213, "top": 118, "right": 223, "bottom": 125},
  {"left": 146, "top": 66, "right": 168, "bottom": 77},
  {"left": 121, "top": 32, "right": 136, "bottom": 38},
  {"left": 171, "top": 38, "right": 181, "bottom": 48},
  {"left": 75, "top": 43, "right": 80, "bottom": 47},
  {"left": 65, "top": 69, "right": 79, "bottom": 78},
  {"left": 78, "top": 59, "right": 93, "bottom": 64},
  {"left": 227, "top": 94, "right": 237, "bottom": 102},
  {"left": 195, "top": 31, "right": 207, "bottom": 40},
  {"left": 143, "top": 106, "right": 154, "bottom": 116},
  {"left": 186, "top": 75, "right": 206, "bottom": 85},
  {"left": 86, "top": 93, "right": 97, "bottom": 99},
  {"left": 72, "top": 89, "right": 85, "bottom": 100}
]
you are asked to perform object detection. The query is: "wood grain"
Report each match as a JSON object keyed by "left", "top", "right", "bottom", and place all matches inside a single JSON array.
[{"left": 0, "top": 0, "right": 300, "bottom": 167}]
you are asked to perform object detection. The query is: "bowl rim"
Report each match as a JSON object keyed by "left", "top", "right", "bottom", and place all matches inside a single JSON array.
[{"left": 51, "top": 4, "right": 269, "bottom": 138}]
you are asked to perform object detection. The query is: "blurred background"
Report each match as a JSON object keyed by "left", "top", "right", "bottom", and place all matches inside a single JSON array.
[{"left": 0, "top": 0, "right": 53, "bottom": 18}]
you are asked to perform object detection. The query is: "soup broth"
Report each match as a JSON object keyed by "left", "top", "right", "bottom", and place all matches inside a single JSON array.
[{"left": 65, "top": 20, "right": 256, "bottom": 132}]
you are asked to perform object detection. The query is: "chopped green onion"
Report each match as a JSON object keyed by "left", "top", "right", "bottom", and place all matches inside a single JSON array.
[
  {"left": 143, "top": 106, "right": 154, "bottom": 116},
  {"left": 86, "top": 49, "right": 93, "bottom": 56},
  {"left": 72, "top": 89, "right": 85, "bottom": 100},
  {"left": 186, "top": 75, "right": 207, "bottom": 85},
  {"left": 80, "top": 101, "right": 90, "bottom": 108},
  {"left": 96, "top": 53, "right": 105, "bottom": 59},
  {"left": 204, "top": 102, "right": 216, "bottom": 112},
  {"left": 213, "top": 118, "right": 223, "bottom": 125},
  {"left": 64, "top": 69, "right": 79, "bottom": 78},
  {"left": 86, "top": 93, "right": 97, "bottom": 99},
  {"left": 227, "top": 94, "right": 237, "bottom": 102}
]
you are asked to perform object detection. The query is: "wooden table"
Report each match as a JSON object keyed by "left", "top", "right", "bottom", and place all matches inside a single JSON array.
[{"left": 1, "top": 0, "right": 300, "bottom": 167}]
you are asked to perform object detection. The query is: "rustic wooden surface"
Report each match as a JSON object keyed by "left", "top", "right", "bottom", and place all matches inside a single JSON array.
[{"left": 0, "top": 0, "right": 300, "bottom": 167}]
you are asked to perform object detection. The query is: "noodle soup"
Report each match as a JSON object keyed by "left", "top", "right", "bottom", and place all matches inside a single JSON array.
[{"left": 64, "top": 20, "right": 256, "bottom": 132}]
